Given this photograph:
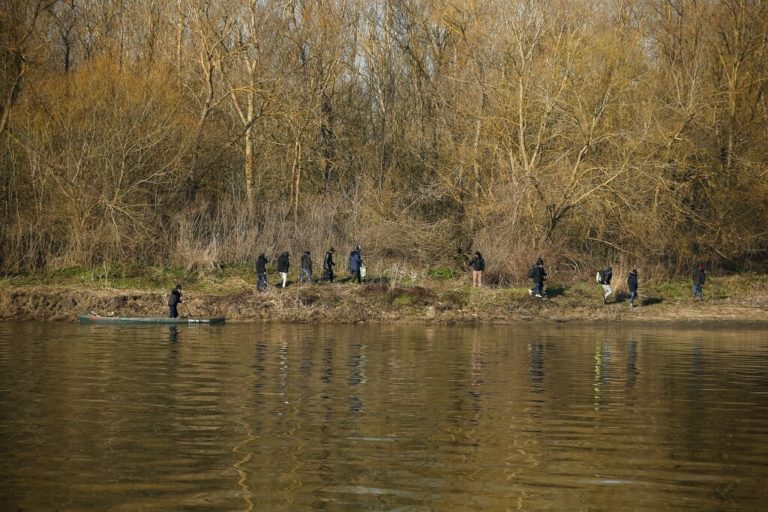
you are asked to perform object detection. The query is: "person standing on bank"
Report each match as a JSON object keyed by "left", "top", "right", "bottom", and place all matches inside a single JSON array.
[
  {"left": 597, "top": 266, "right": 613, "bottom": 303},
  {"left": 168, "top": 284, "right": 183, "bottom": 318},
  {"left": 277, "top": 251, "right": 290, "bottom": 288},
  {"left": 627, "top": 268, "right": 639, "bottom": 307},
  {"left": 255, "top": 253, "right": 268, "bottom": 291},
  {"left": 324, "top": 247, "right": 336, "bottom": 282},
  {"left": 468, "top": 251, "right": 485, "bottom": 287},
  {"left": 300, "top": 250, "right": 313, "bottom": 283},
  {"left": 349, "top": 245, "right": 363, "bottom": 284},
  {"left": 692, "top": 263, "right": 706, "bottom": 301},
  {"left": 528, "top": 258, "right": 547, "bottom": 298}
]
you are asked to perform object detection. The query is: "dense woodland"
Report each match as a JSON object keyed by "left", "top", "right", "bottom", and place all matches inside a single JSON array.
[{"left": 1, "top": 0, "right": 767, "bottom": 282}]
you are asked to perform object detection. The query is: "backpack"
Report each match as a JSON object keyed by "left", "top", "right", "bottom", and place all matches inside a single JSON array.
[
  {"left": 527, "top": 266, "right": 536, "bottom": 279},
  {"left": 596, "top": 270, "right": 605, "bottom": 284}
]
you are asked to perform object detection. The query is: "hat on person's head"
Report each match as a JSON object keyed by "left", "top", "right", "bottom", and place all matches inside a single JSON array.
[
  {"left": 698, "top": 263, "right": 705, "bottom": 270},
  {"left": 536, "top": 257, "right": 543, "bottom": 265},
  {"left": 329, "top": 247, "right": 335, "bottom": 252},
  {"left": 175, "top": 283, "right": 182, "bottom": 290}
]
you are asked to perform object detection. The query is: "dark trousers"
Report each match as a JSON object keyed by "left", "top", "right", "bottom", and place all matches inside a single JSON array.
[
  {"left": 324, "top": 269, "right": 334, "bottom": 282},
  {"left": 354, "top": 270, "right": 361, "bottom": 284},
  {"left": 532, "top": 281, "right": 544, "bottom": 296},
  {"left": 169, "top": 304, "right": 178, "bottom": 318},
  {"left": 257, "top": 273, "right": 267, "bottom": 290}
]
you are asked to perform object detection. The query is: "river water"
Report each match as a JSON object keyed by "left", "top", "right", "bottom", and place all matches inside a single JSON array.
[{"left": 1, "top": 322, "right": 767, "bottom": 511}]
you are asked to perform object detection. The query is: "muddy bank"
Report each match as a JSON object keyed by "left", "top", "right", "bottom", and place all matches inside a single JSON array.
[{"left": 1, "top": 283, "right": 767, "bottom": 324}]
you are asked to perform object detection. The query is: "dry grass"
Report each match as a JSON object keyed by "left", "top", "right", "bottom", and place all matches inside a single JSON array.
[{"left": 2, "top": 264, "right": 767, "bottom": 323}]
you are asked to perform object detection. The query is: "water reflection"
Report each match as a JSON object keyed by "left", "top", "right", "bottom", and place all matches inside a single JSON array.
[
  {"left": 529, "top": 342, "right": 545, "bottom": 393},
  {"left": 347, "top": 343, "right": 366, "bottom": 413},
  {"left": 626, "top": 337, "right": 638, "bottom": 390},
  {"left": 469, "top": 335, "right": 483, "bottom": 402},
  {"left": 0, "top": 322, "right": 767, "bottom": 511}
]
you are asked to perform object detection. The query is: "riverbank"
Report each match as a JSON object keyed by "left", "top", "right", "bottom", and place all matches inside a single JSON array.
[{"left": 1, "top": 272, "right": 766, "bottom": 323}]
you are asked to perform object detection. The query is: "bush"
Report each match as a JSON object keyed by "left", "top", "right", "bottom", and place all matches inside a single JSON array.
[
  {"left": 392, "top": 294, "right": 416, "bottom": 308},
  {"left": 297, "top": 288, "right": 320, "bottom": 306},
  {"left": 388, "top": 286, "right": 436, "bottom": 308},
  {"left": 441, "top": 289, "right": 469, "bottom": 308}
]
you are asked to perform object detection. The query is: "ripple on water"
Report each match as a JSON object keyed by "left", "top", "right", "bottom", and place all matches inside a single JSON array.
[{"left": 1, "top": 322, "right": 767, "bottom": 511}]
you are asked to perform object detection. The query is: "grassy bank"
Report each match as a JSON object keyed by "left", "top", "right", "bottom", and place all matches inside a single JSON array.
[{"left": 1, "top": 266, "right": 767, "bottom": 323}]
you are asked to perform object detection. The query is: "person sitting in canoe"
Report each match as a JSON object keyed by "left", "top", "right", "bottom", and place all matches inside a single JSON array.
[{"left": 168, "top": 284, "right": 183, "bottom": 318}]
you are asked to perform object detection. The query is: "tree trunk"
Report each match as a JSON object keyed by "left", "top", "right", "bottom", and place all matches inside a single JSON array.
[
  {"left": 244, "top": 89, "right": 256, "bottom": 207},
  {"left": 244, "top": 128, "right": 255, "bottom": 207},
  {"left": 291, "top": 139, "right": 302, "bottom": 222}
]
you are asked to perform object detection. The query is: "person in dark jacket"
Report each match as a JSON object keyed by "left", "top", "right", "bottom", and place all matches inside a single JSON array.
[
  {"left": 255, "top": 253, "right": 268, "bottom": 291},
  {"left": 598, "top": 266, "right": 613, "bottom": 303},
  {"left": 168, "top": 284, "right": 183, "bottom": 318},
  {"left": 528, "top": 258, "right": 547, "bottom": 298},
  {"left": 627, "top": 269, "right": 638, "bottom": 307},
  {"left": 468, "top": 251, "right": 485, "bottom": 287},
  {"left": 692, "top": 263, "right": 706, "bottom": 301},
  {"left": 277, "top": 251, "right": 290, "bottom": 288},
  {"left": 300, "top": 251, "right": 313, "bottom": 283},
  {"left": 349, "top": 245, "right": 363, "bottom": 284},
  {"left": 324, "top": 247, "right": 336, "bottom": 282}
]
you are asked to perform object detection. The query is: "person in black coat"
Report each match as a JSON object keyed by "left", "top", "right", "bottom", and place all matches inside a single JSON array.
[
  {"left": 627, "top": 269, "right": 638, "bottom": 307},
  {"left": 597, "top": 266, "right": 613, "bottom": 303},
  {"left": 277, "top": 251, "right": 290, "bottom": 288},
  {"left": 255, "top": 254, "right": 268, "bottom": 291},
  {"left": 168, "top": 284, "right": 183, "bottom": 318},
  {"left": 349, "top": 246, "right": 363, "bottom": 284},
  {"left": 468, "top": 251, "right": 485, "bottom": 287},
  {"left": 324, "top": 247, "right": 336, "bottom": 282},
  {"left": 528, "top": 258, "right": 547, "bottom": 298},
  {"left": 692, "top": 263, "right": 706, "bottom": 300},
  {"left": 300, "top": 251, "right": 313, "bottom": 283}
]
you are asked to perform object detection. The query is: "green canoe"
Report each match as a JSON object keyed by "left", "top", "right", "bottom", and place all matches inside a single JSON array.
[{"left": 78, "top": 314, "right": 225, "bottom": 325}]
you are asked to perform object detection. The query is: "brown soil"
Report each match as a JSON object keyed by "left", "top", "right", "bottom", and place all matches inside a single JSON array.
[{"left": 1, "top": 284, "right": 766, "bottom": 324}]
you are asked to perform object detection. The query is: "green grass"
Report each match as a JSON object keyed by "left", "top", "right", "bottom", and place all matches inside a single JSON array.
[
  {"left": 654, "top": 282, "right": 688, "bottom": 300},
  {"left": 427, "top": 267, "right": 454, "bottom": 280}
]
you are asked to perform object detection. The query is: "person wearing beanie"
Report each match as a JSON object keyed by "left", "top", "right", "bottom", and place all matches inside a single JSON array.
[
  {"left": 597, "top": 266, "right": 613, "bottom": 304},
  {"left": 324, "top": 247, "right": 336, "bottom": 282},
  {"left": 627, "top": 269, "right": 639, "bottom": 307},
  {"left": 692, "top": 263, "right": 707, "bottom": 301},
  {"left": 300, "top": 250, "right": 313, "bottom": 283},
  {"left": 528, "top": 257, "right": 547, "bottom": 298},
  {"left": 168, "top": 284, "right": 183, "bottom": 318},
  {"left": 277, "top": 251, "right": 290, "bottom": 288},
  {"left": 349, "top": 245, "right": 363, "bottom": 284},
  {"left": 255, "top": 253, "right": 269, "bottom": 291}
]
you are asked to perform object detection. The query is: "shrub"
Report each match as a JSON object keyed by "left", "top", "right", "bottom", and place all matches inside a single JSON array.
[
  {"left": 388, "top": 286, "right": 436, "bottom": 308},
  {"left": 297, "top": 288, "right": 320, "bottom": 306},
  {"left": 441, "top": 289, "right": 469, "bottom": 308}
]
